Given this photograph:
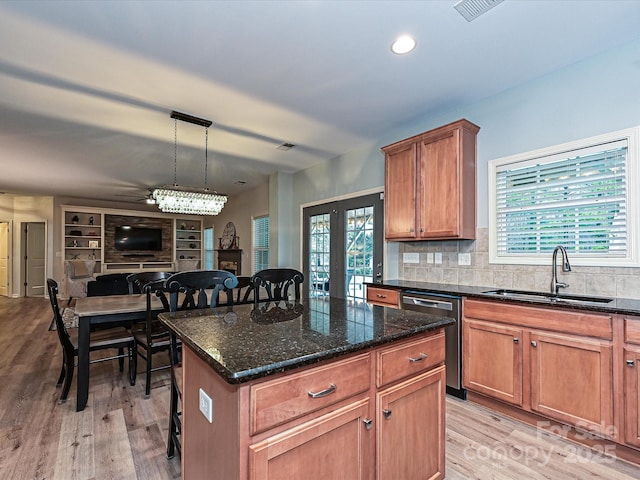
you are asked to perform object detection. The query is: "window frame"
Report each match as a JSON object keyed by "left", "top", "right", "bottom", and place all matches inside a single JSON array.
[{"left": 489, "top": 126, "right": 639, "bottom": 267}]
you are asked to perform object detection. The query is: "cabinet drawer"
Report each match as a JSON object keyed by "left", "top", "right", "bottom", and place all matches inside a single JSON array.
[
  {"left": 366, "top": 286, "right": 399, "bottom": 308},
  {"left": 250, "top": 354, "right": 371, "bottom": 435},
  {"left": 625, "top": 317, "right": 640, "bottom": 345},
  {"left": 377, "top": 332, "right": 445, "bottom": 387}
]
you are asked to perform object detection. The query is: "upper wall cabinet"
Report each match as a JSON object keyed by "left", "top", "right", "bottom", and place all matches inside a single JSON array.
[{"left": 382, "top": 119, "right": 480, "bottom": 241}]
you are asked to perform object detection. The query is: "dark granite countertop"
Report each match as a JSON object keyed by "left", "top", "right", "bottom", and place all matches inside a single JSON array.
[
  {"left": 366, "top": 280, "right": 640, "bottom": 316},
  {"left": 158, "top": 296, "right": 455, "bottom": 385}
]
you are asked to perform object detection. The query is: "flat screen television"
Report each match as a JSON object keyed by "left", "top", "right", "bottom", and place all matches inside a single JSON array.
[{"left": 115, "top": 226, "right": 162, "bottom": 251}]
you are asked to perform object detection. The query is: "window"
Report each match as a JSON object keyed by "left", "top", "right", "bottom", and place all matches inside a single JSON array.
[
  {"left": 252, "top": 216, "right": 269, "bottom": 273},
  {"left": 489, "top": 127, "right": 639, "bottom": 267},
  {"left": 204, "top": 227, "right": 214, "bottom": 269}
]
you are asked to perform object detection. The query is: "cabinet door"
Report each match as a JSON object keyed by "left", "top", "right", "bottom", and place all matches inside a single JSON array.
[
  {"left": 624, "top": 347, "right": 640, "bottom": 447},
  {"left": 418, "top": 128, "right": 460, "bottom": 238},
  {"left": 384, "top": 142, "right": 417, "bottom": 239},
  {"left": 249, "top": 399, "right": 371, "bottom": 480},
  {"left": 377, "top": 366, "right": 445, "bottom": 480},
  {"left": 530, "top": 332, "right": 613, "bottom": 436},
  {"left": 463, "top": 319, "right": 523, "bottom": 406}
]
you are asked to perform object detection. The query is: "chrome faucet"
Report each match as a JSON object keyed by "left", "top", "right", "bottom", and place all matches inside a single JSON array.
[{"left": 550, "top": 245, "right": 571, "bottom": 295}]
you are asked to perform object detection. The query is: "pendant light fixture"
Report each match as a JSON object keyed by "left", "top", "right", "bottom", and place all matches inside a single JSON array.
[{"left": 152, "top": 111, "right": 227, "bottom": 215}]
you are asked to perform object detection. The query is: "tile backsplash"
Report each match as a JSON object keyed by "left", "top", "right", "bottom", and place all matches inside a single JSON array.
[{"left": 398, "top": 228, "right": 640, "bottom": 300}]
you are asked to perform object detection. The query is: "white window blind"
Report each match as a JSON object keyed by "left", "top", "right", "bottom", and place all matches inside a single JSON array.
[
  {"left": 252, "top": 216, "right": 269, "bottom": 273},
  {"left": 204, "top": 227, "right": 214, "bottom": 269},
  {"left": 490, "top": 127, "right": 639, "bottom": 266}
]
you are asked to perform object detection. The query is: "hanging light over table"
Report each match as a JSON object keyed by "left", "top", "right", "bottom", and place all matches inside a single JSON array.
[{"left": 152, "top": 111, "right": 228, "bottom": 215}]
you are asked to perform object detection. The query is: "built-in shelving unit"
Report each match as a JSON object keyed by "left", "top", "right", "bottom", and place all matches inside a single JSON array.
[
  {"left": 175, "top": 218, "right": 202, "bottom": 270},
  {"left": 62, "top": 207, "right": 103, "bottom": 269},
  {"left": 61, "top": 205, "right": 203, "bottom": 274}
]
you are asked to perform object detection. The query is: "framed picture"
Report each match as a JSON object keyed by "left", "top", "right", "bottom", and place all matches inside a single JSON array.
[{"left": 88, "top": 240, "right": 99, "bottom": 248}]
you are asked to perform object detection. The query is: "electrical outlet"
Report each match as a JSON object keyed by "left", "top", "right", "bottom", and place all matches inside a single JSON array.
[
  {"left": 403, "top": 252, "right": 419, "bottom": 264},
  {"left": 458, "top": 253, "right": 471, "bottom": 266},
  {"left": 435, "top": 252, "right": 443, "bottom": 264},
  {"left": 199, "top": 388, "right": 213, "bottom": 423}
]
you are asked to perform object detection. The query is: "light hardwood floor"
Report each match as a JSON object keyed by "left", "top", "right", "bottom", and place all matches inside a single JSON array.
[{"left": 1, "top": 296, "right": 639, "bottom": 479}]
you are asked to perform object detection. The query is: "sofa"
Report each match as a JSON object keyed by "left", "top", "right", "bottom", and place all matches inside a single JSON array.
[{"left": 86, "top": 273, "right": 133, "bottom": 297}]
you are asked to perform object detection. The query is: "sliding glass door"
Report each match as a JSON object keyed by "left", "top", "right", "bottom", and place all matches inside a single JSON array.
[{"left": 303, "top": 193, "right": 383, "bottom": 301}]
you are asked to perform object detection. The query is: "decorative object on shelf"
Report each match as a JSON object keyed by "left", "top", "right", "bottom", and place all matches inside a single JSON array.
[
  {"left": 189, "top": 243, "right": 197, "bottom": 249},
  {"left": 180, "top": 223, "right": 186, "bottom": 230},
  {"left": 220, "top": 221, "right": 236, "bottom": 249},
  {"left": 71, "top": 215, "right": 79, "bottom": 224},
  {"left": 88, "top": 240, "right": 99, "bottom": 248},
  {"left": 89, "top": 216, "right": 94, "bottom": 225},
  {"left": 72, "top": 239, "right": 78, "bottom": 247},
  {"left": 152, "top": 111, "right": 228, "bottom": 216},
  {"left": 69, "top": 230, "right": 82, "bottom": 236}
]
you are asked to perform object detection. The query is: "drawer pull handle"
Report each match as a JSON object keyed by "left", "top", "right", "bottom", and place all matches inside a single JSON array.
[
  {"left": 307, "top": 383, "right": 337, "bottom": 399},
  {"left": 363, "top": 418, "right": 373, "bottom": 430},
  {"left": 376, "top": 294, "right": 387, "bottom": 298},
  {"left": 408, "top": 353, "right": 428, "bottom": 363},
  {"left": 383, "top": 409, "right": 392, "bottom": 419},
  {"left": 627, "top": 360, "right": 635, "bottom": 367}
]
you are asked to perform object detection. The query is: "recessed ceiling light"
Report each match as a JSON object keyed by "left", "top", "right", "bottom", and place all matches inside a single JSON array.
[{"left": 391, "top": 35, "right": 416, "bottom": 55}]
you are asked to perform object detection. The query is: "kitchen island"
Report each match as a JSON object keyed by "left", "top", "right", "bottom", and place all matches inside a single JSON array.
[{"left": 159, "top": 296, "right": 454, "bottom": 480}]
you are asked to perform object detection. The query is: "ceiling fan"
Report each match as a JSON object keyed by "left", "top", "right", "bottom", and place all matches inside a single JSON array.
[{"left": 114, "top": 189, "right": 156, "bottom": 204}]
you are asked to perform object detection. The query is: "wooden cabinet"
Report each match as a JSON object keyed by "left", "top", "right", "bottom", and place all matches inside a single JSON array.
[
  {"left": 366, "top": 285, "right": 399, "bottom": 308},
  {"left": 382, "top": 119, "right": 479, "bottom": 241},
  {"left": 463, "top": 299, "right": 614, "bottom": 437},
  {"left": 250, "top": 354, "right": 371, "bottom": 434},
  {"left": 182, "top": 330, "right": 446, "bottom": 479},
  {"left": 377, "top": 366, "right": 445, "bottom": 480},
  {"left": 249, "top": 399, "right": 372, "bottom": 480},
  {"left": 530, "top": 331, "right": 613, "bottom": 433},
  {"left": 624, "top": 316, "right": 640, "bottom": 447},
  {"left": 464, "top": 319, "right": 523, "bottom": 406}
]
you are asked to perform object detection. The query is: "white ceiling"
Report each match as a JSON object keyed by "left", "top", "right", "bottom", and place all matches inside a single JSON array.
[{"left": 1, "top": 0, "right": 639, "bottom": 204}]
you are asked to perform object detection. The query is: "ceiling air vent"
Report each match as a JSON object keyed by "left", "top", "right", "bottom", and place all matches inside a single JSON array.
[
  {"left": 276, "top": 142, "right": 296, "bottom": 151},
  {"left": 454, "top": 0, "right": 504, "bottom": 22}
]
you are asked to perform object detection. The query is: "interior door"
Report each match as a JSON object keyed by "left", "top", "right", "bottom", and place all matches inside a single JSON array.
[
  {"left": 0, "top": 222, "right": 9, "bottom": 296},
  {"left": 23, "top": 222, "right": 45, "bottom": 297},
  {"left": 303, "top": 193, "right": 383, "bottom": 301}
]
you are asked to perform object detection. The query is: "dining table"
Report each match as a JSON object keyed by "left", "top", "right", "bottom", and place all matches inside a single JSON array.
[{"left": 73, "top": 294, "right": 165, "bottom": 412}]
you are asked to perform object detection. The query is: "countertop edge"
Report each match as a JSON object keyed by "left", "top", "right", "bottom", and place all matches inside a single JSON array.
[{"left": 365, "top": 281, "right": 640, "bottom": 316}]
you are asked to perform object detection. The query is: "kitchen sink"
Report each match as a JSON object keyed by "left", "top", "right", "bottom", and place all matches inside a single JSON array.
[{"left": 482, "top": 289, "right": 614, "bottom": 305}]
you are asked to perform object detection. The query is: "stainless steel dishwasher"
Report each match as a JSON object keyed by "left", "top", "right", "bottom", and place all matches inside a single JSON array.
[{"left": 401, "top": 291, "right": 466, "bottom": 399}]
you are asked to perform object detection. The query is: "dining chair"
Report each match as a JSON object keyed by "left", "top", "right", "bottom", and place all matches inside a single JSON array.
[
  {"left": 163, "top": 270, "right": 239, "bottom": 459},
  {"left": 221, "top": 275, "right": 255, "bottom": 305},
  {"left": 250, "top": 268, "right": 304, "bottom": 305},
  {"left": 47, "top": 278, "right": 137, "bottom": 404},
  {"left": 126, "top": 271, "right": 174, "bottom": 398}
]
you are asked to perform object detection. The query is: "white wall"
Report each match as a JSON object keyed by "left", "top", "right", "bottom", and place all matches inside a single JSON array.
[{"left": 208, "top": 182, "right": 269, "bottom": 275}]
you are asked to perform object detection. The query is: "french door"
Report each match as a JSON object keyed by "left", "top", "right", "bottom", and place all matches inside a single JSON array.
[{"left": 303, "top": 193, "right": 383, "bottom": 301}]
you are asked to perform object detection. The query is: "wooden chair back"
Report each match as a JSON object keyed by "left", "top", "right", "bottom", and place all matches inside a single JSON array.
[
  {"left": 163, "top": 270, "right": 239, "bottom": 312},
  {"left": 250, "top": 268, "right": 304, "bottom": 305},
  {"left": 222, "top": 276, "right": 255, "bottom": 305},
  {"left": 47, "top": 278, "right": 75, "bottom": 359},
  {"left": 127, "top": 271, "right": 174, "bottom": 294}
]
